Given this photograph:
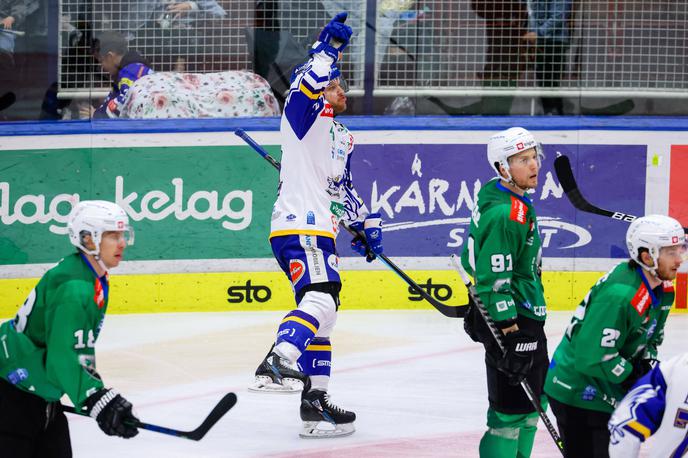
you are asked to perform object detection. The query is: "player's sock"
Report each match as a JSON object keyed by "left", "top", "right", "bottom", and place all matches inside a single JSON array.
[
  {"left": 516, "top": 411, "right": 540, "bottom": 458},
  {"left": 297, "top": 337, "right": 331, "bottom": 391}
]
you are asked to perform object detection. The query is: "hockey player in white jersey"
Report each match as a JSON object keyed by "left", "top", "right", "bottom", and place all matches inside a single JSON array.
[
  {"left": 608, "top": 353, "right": 688, "bottom": 457},
  {"left": 249, "top": 12, "right": 383, "bottom": 438}
]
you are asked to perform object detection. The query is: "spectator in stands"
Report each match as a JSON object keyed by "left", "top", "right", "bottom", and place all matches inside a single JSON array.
[
  {"left": 523, "top": 0, "right": 573, "bottom": 115},
  {"left": 0, "top": 0, "right": 38, "bottom": 58},
  {"left": 428, "top": 0, "right": 528, "bottom": 115},
  {"left": 0, "top": 0, "right": 39, "bottom": 109},
  {"left": 473, "top": 0, "right": 528, "bottom": 114},
  {"left": 91, "top": 30, "right": 153, "bottom": 118},
  {"left": 122, "top": 0, "right": 226, "bottom": 71}
]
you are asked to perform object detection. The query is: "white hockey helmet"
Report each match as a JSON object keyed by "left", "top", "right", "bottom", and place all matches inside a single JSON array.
[
  {"left": 487, "top": 127, "right": 542, "bottom": 179},
  {"left": 626, "top": 214, "right": 686, "bottom": 275},
  {"left": 67, "top": 200, "right": 134, "bottom": 257}
]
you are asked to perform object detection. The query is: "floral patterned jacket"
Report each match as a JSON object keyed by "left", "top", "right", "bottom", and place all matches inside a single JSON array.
[{"left": 121, "top": 71, "right": 280, "bottom": 118}]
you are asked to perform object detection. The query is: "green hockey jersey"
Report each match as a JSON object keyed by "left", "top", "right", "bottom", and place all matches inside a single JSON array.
[
  {"left": 544, "top": 262, "right": 674, "bottom": 413},
  {"left": 0, "top": 253, "right": 108, "bottom": 408},
  {"left": 461, "top": 178, "right": 545, "bottom": 324}
]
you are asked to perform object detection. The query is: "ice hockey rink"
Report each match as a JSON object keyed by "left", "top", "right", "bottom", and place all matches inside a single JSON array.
[{"left": 63, "top": 310, "right": 688, "bottom": 457}]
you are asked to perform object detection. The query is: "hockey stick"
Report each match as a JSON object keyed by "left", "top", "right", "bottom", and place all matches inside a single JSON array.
[
  {"left": 450, "top": 254, "right": 565, "bottom": 455},
  {"left": 234, "top": 128, "right": 468, "bottom": 318},
  {"left": 63, "top": 392, "right": 237, "bottom": 441},
  {"left": 0, "top": 92, "right": 15, "bottom": 112},
  {"left": 554, "top": 155, "right": 688, "bottom": 234}
]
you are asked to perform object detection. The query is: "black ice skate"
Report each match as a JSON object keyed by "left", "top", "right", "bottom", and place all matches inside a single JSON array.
[
  {"left": 248, "top": 352, "right": 306, "bottom": 394},
  {"left": 299, "top": 389, "right": 356, "bottom": 438}
]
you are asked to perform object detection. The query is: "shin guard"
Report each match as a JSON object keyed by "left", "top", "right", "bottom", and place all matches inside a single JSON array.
[{"left": 276, "top": 310, "right": 320, "bottom": 354}]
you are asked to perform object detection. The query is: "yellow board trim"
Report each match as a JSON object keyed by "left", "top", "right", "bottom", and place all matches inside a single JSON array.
[
  {"left": 627, "top": 420, "right": 652, "bottom": 439},
  {"left": 305, "top": 344, "right": 332, "bottom": 351},
  {"left": 281, "top": 316, "right": 318, "bottom": 334},
  {"left": 1, "top": 270, "right": 685, "bottom": 317}
]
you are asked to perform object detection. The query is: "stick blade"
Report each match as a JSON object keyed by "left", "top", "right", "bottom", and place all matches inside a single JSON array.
[
  {"left": 185, "top": 392, "right": 238, "bottom": 441},
  {"left": 553, "top": 154, "right": 577, "bottom": 193}
]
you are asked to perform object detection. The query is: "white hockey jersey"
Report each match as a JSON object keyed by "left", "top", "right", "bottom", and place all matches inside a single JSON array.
[
  {"left": 270, "top": 51, "right": 368, "bottom": 242},
  {"left": 608, "top": 353, "right": 688, "bottom": 458}
]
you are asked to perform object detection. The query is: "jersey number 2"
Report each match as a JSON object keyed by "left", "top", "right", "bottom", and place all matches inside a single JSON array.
[{"left": 601, "top": 328, "right": 621, "bottom": 347}]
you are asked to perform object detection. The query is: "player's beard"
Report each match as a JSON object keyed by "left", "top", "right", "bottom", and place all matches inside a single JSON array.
[{"left": 331, "top": 99, "right": 346, "bottom": 115}]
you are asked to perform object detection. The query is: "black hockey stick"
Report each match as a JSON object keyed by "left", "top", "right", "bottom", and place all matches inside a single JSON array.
[
  {"left": 450, "top": 254, "right": 565, "bottom": 456},
  {"left": 63, "top": 392, "right": 237, "bottom": 441},
  {"left": 554, "top": 155, "right": 688, "bottom": 234},
  {"left": 235, "top": 128, "right": 468, "bottom": 318},
  {"left": 0, "top": 92, "right": 15, "bottom": 112}
]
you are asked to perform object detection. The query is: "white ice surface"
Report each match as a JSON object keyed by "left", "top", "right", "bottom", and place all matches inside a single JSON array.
[{"left": 67, "top": 311, "right": 688, "bottom": 457}]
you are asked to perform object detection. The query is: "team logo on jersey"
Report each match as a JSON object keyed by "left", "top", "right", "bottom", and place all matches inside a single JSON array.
[
  {"left": 307, "top": 211, "right": 315, "bottom": 225},
  {"left": 93, "top": 278, "right": 105, "bottom": 308},
  {"left": 330, "top": 201, "right": 345, "bottom": 218},
  {"left": 321, "top": 104, "right": 334, "bottom": 118},
  {"left": 630, "top": 284, "right": 651, "bottom": 316},
  {"left": 326, "top": 177, "right": 341, "bottom": 197},
  {"left": 509, "top": 197, "right": 527, "bottom": 224},
  {"left": 581, "top": 385, "right": 597, "bottom": 401},
  {"left": 327, "top": 254, "right": 339, "bottom": 272},
  {"left": 289, "top": 259, "right": 306, "bottom": 285}
]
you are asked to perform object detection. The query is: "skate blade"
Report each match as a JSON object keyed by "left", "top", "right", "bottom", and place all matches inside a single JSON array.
[
  {"left": 299, "top": 421, "right": 355, "bottom": 438},
  {"left": 248, "top": 376, "right": 303, "bottom": 394}
]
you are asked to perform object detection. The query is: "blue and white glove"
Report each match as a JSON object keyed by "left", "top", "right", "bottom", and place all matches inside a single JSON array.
[
  {"left": 350, "top": 213, "right": 383, "bottom": 262},
  {"left": 310, "top": 12, "right": 352, "bottom": 62}
]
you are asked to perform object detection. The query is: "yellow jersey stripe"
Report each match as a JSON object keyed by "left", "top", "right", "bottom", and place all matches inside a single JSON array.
[
  {"left": 305, "top": 344, "right": 332, "bottom": 352},
  {"left": 299, "top": 83, "right": 322, "bottom": 99},
  {"left": 627, "top": 421, "right": 652, "bottom": 439},
  {"left": 269, "top": 229, "right": 335, "bottom": 239}
]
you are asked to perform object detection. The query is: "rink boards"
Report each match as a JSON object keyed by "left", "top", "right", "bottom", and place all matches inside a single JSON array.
[
  {"left": 1, "top": 116, "right": 687, "bottom": 317},
  {"left": 0, "top": 269, "right": 606, "bottom": 316}
]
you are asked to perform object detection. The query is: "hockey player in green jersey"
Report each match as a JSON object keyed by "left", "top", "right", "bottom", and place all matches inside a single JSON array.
[
  {"left": 461, "top": 127, "right": 547, "bottom": 457},
  {"left": 544, "top": 214, "right": 686, "bottom": 457},
  {"left": 0, "top": 200, "right": 138, "bottom": 457}
]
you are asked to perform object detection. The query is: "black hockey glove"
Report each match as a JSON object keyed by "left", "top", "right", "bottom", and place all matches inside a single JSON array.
[
  {"left": 497, "top": 330, "right": 538, "bottom": 385},
  {"left": 462, "top": 296, "right": 482, "bottom": 343},
  {"left": 620, "top": 358, "right": 658, "bottom": 392},
  {"left": 85, "top": 388, "right": 139, "bottom": 438}
]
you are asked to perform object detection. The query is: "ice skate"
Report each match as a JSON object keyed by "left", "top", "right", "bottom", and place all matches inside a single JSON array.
[
  {"left": 299, "top": 389, "right": 356, "bottom": 438},
  {"left": 248, "top": 352, "right": 306, "bottom": 394}
]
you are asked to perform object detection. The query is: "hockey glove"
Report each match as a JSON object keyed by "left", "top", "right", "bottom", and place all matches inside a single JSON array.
[
  {"left": 621, "top": 358, "right": 658, "bottom": 392},
  {"left": 310, "top": 12, "right": 352, "bottom": 62},
  {"left": 497, "top": 330, "right": 537, "bottom": 385},
  {"left": 85, "top": 388, "right": 139, "bottom": 438},
  {"left": 462, "top": 296, "right": 485, "bottom": 343},
  {"left": 350, "top": 213, "right": 383, "bottom": 262}
]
